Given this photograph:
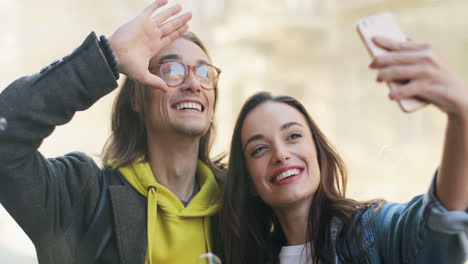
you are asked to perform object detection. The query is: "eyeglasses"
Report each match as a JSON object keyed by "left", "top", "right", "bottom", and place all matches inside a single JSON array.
[{"left": 150, "top": 61, "right": 221, "bottom": 90}]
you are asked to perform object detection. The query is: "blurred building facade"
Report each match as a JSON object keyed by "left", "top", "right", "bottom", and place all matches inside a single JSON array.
[{"left": 1, "top": 0, "right": 467, "bottom": 262}]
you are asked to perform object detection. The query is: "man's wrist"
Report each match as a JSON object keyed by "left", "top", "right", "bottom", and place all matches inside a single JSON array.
[{"left": 99, "top": 35, "right": 120, "bottom": 80}]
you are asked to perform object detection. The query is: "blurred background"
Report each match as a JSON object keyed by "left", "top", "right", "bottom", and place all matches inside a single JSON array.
[{"left": 1, "top": 0, "right": 467, "bottom": 262}]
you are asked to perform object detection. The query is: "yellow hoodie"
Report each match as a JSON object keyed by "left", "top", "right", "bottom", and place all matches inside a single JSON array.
[{"left": 118, "top": 160, "right": 221, "bottom": 264}]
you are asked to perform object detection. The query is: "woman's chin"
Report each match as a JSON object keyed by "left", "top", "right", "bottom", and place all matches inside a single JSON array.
[{"left": 267, "top": 193, "right": 315, "bottom": 210}]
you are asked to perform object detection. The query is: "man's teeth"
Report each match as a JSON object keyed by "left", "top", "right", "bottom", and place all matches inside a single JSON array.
[
  {"left": 176, "top": 102, "right": 202, "bottom": 112},
  {"left": 274, "top": 168, "right": 301, "bottom": 182}
]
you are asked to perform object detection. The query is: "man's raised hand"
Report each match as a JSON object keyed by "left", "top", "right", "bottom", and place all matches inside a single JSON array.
[{"left": 109, "top": 0, "right": 192, "bottom": 91}]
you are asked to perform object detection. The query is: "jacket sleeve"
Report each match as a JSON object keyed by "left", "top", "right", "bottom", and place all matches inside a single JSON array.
[
  {"left": 372, "top": 171, "right": 468, "bottom": 263},
  {"left": 0, "top": 32, "right": 119, "bottom": 245}
]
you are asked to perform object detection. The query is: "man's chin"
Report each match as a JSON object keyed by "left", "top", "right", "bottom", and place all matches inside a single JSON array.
[{"left": 173, "top": 124, "right": 209, "bottom": 138}]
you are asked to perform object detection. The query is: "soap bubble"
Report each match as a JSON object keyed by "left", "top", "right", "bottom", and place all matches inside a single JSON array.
[
  {"left": 0, "top": 117, "right": 7, "bottom": 131},
  {"left": 196, "top": 253, "right": 222, "bottom": 264},
  {"left": 378, "top": 144, "right": 402, "bottom": 168}
]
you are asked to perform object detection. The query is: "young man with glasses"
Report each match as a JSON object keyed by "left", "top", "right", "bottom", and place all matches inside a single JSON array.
[{"left": 0, "top": 0, "right": 224, "bottom": 263}]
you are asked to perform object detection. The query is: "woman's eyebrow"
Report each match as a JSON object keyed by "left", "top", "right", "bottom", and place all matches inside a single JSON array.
[
  {"left": 243, "top": 134, "right": 264, "bottom": 151},
  {"left": 281, "top": 121, "right": 303, "bottom": 130}
]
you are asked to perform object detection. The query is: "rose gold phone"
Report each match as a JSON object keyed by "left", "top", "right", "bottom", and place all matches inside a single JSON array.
[{"left": 357, "top": 12, "right": 427, "bottom": 112}]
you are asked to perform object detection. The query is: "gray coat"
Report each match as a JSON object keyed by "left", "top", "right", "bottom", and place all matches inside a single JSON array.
[{"left": 0, "top": 32, "right": 221, "bottom": 264}]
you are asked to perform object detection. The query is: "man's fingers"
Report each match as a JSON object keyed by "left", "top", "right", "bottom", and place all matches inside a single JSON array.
[
  {"left": 160, "top": 12, "right": 192, "bottom": 37},
  {"left": 161, "top": 24, "right": 189, "bottom": 46},
  {"left": 153, "top": 4, "right": 182, "bottom": 24},
  {"left": 142, "top": 0, "right": 169, "bottom": 18},
  {"left": 142, "top": 73, "right": 169, "bottom": 92},
  {"left": 372, "top": 36, "right": 431, "bottom": 52}
]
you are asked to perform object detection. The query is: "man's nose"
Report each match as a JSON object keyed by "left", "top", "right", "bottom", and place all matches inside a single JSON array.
[{"left": 180, "top": 67, "right": 201, "bottom": 92}]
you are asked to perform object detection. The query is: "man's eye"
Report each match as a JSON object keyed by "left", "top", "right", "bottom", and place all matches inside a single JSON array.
[
  {"left": 196, "top": 65, "right": 209, "bottom": 78},
  {"left": 167, "top": 67, "right": 183, "bottom": 76},
  {"left": 250, "top": 145, "right": 267, "bottom": 156}
]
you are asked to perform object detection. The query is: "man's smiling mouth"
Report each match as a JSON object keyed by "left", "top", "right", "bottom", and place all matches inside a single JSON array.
[{"left": 173, "top": 101, "right": 205, "bottom": 112}]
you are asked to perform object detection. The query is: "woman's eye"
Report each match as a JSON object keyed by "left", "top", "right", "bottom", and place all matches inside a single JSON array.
[
  {"left": 288, "top": 133, "right": 302, "bottom": 140},
  {"left": 250, "top": 145, "right": 267, "bottom": 157}
]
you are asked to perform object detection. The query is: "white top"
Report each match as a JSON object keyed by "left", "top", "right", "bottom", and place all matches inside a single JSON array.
[{"left": 279, "top": 243, "right": 312, "bottom": 264}]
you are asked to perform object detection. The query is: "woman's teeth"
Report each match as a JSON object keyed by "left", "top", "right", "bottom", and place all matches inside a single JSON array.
[{"left": 273, "top": 168, "right": 301, "bottom": 182}]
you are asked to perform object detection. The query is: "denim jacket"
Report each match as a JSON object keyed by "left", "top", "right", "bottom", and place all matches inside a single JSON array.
[{"left": 327, "top": 174, "right": 468, "bottom": 263}]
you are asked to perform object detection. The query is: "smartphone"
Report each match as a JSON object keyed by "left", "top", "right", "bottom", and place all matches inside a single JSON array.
[{"left": 357, "top": 12, "right": 427, "bottom": 112}]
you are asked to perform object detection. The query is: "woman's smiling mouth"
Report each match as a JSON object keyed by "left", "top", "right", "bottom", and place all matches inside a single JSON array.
[{"left": 271, "top": 166, "right": 304, "bottom": 184}]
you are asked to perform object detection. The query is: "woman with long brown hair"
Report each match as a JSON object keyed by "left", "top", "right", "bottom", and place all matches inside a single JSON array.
[{"left": 220, "top": 36, "right": 468, "bottom": 263}]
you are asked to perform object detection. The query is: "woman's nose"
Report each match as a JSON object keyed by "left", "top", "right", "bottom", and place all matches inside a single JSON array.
[{"left": 272, "top": 145, "right": 290, "bottom": 165}]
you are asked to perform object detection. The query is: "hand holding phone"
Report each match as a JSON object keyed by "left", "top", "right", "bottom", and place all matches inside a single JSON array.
[{"left": 357, "top": 12, "right": 427, "bottom": 112}]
